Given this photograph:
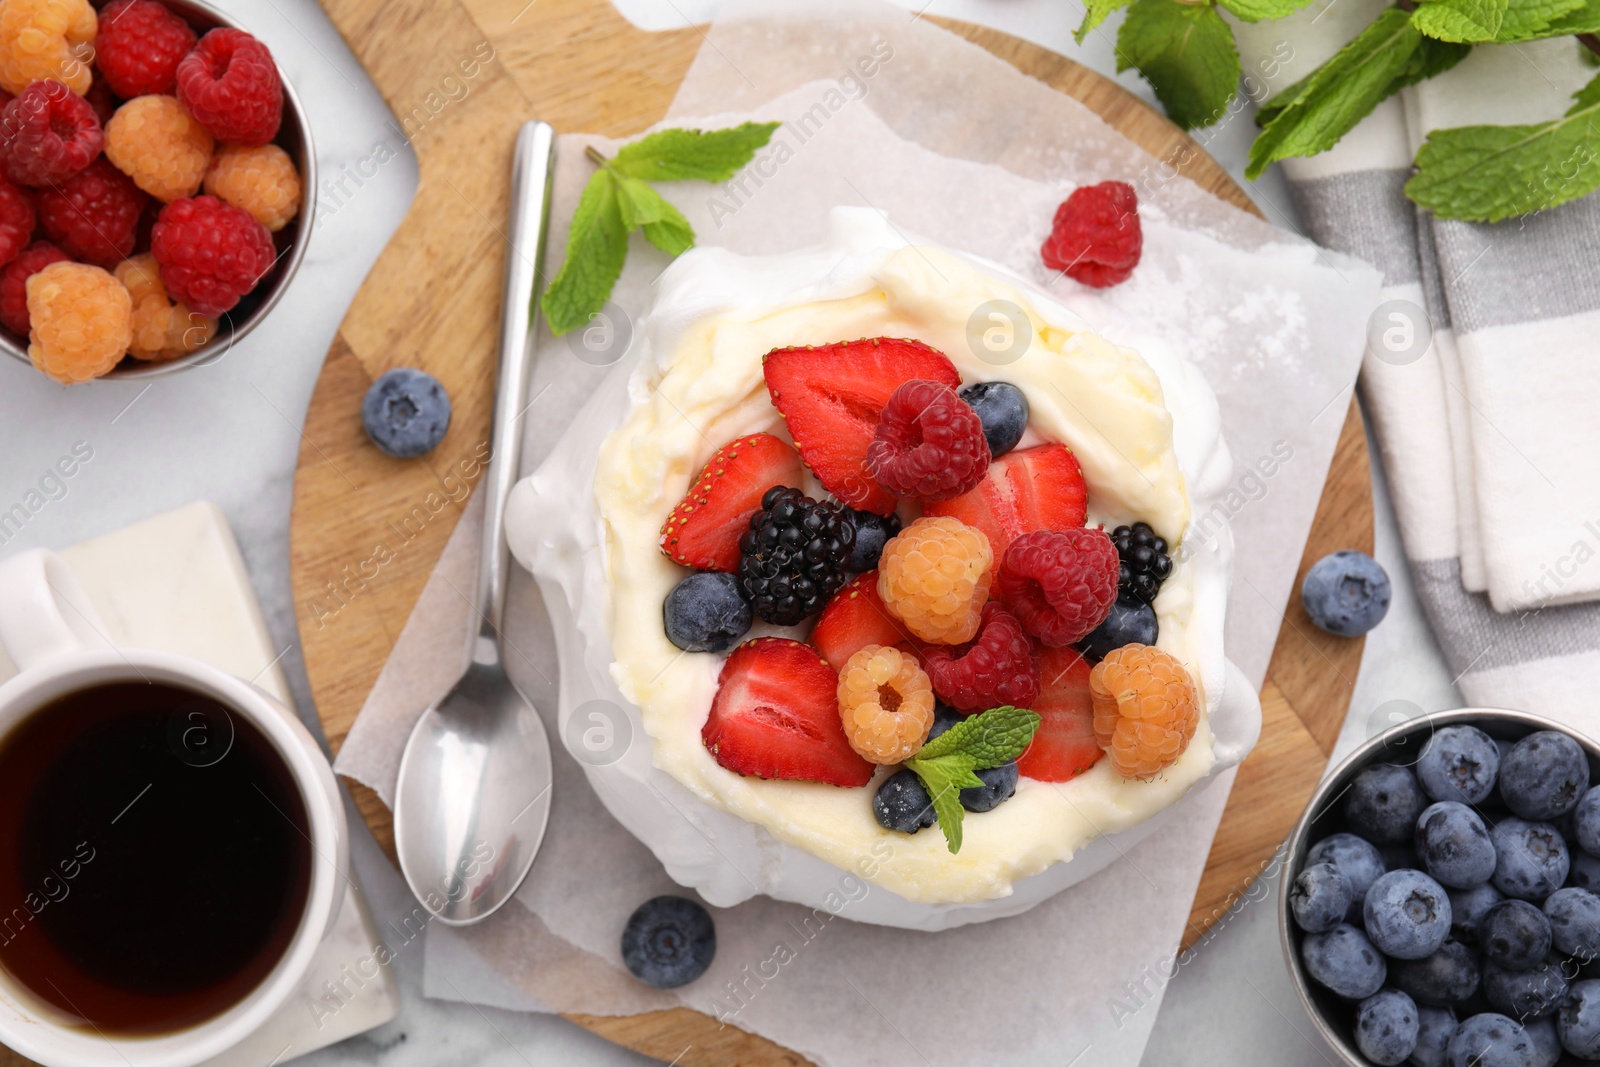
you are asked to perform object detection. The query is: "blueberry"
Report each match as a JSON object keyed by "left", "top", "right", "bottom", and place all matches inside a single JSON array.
[
  {"left": 663, "top": 572, "right": 752, "bottom": 653},
  {"left": 1346, "top": 763, "right": 1430, "bottom": 844},
  {"left": 927, "top": 703, "right": 961, "bottom": 741},
  {"left": 1380, "top": 840, "right": 1420, "bottom": 873},
  {"left": 1483, "top": 954, "right": 1569, "bottom": 1020},
  {"left": 1418, "top": 725, "right": 1502, "bottom": 806},
  {"left": 1301, "top": 923, "right": 1387, "bottom": 999},
  {"left": 1411, "top": 1005, "right": 1457, "bottom": 1067},
  {"left": 1450, "top": 882, "right": 1505, "bottom": 943},
  {"left": 1366, "top": 869, "right": 1454, "bottom": 960},
  {"left": 1301, "top": 549, "right": 1391, "bottom": 636},
  {"left": 1308, "top": 832, "right": 1388, "bottom": 921},
  {"left": 1446, "top": 1013, "right": 1538, "bottom": 1067},
  {"left": 1522, "top": 1015, "right": 1562, "bottom": 1067},
  {"left": 1574, "top": 787, "right": 1600, "bottom": 858},
  {"left": 958, "top": 381, "right": 1028, "bottom": 458},
  {"left": 1076, "top": 597, "right": 1158, "bottom": 662},
  {"left": 1560, "top": 979, "right": 1600, "bottom": 1059},
  {"left": 1500, "top": 732, "right": 1591, "bottom": 821},
  {"left": 960, "top": 761, "right": 1017, "bottom": 813},
  {"left": 848, "top": 509, "right": 902, "bottom": 572},
  {"left": 1417, "top": 801, "right": 1498, "bottom": 889},
  {"left": 1480, "top": 900, "right": 1553, "bottom": 971},
  {"left": 361, "top": 368, "right": 452, "bottom": 458},
  {"left": 1291, "top": 862, "right": 1352, "bottom": 934},
  {"left": 1392, "top": 940, "right": 1482, "bottom": 1007},
  {"left": 1491, "top": 819, "right": 1570, "bottom": 902},
  {"left": 1573, "top": 850, "right": 1600, "bottom": 892},
  {"left": 874, "top": 770, "right": 937, "bottom": 834},
  {"left": 1357, "top": 988, "right": 1420, "bottom": 1065},
  {"left": 1543, "top": 886, "right": 1600, "bottom": 961},
  {"left": 620, "top": 895, "right": 716, "bottom": 989}
]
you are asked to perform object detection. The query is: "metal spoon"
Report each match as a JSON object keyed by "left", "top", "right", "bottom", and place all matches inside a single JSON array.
[{"left": 392, "top": 121, "right": 557, "bottom": 925}]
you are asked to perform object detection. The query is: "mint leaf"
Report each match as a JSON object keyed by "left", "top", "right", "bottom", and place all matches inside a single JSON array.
[
  {"left": 615, "top": 176, "right": 695, "bottom": 255},
  {"left": 1543, "top": 0, "right": 1600, "bottom": 34},
  {"left": 541, "top": 170, "right": 628, "bottom": 336},
  {"left": 1390, "top": 36, "right": 1473, "bottom": 89},
  {"left": 1117, "top": 0, "right": 1241, "bottom": 131},
  {"left": 913, "top": 705, "right": 1042, "bottom": 768},
  {"left": 1219, "top": 0, "right": 1317, "bottom": 23},
  {"left": 1246, "top": 9, "right": 1422, "bottom": 179},
  {"left": 1406, "top": 72, "right": 1600, "bottom": 221},
  {"left": 1074, "top": 0, "right": 1131, "bottom": 43},
  {"left": 1412, "top": 0, "right": 1508, "bottom": 41},
  {"left": 904, "top": 753, "right": 986, "bottom": 854},
  {"left": 1492, "top": 0, "right": 1586, "bottom": 38},
  {"left": 609, "top": 122, "right": 780, "bottom": 182},
  {"left": 1255, "top": 70, "right": 1316, "bottom": 129}
]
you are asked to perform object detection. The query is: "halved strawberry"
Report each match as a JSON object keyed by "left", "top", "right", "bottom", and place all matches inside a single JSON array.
[
  {"left": 702, "top": 637, "right": 874, "bottom": 786},
  {"left": 924, "top": 443, "right": 1087, "bottom": 560},
  {"left": 763, "top": 338, "right": 960, "bottom": 516},
  {"left": 660, "top": 433, "right": 804, "bottom": 571},
  {"left": 809, "top": 571, "right": 917, "bottom": 669},
  {"left": 1017, "top": 644, "right": 1104, "bottom": 783}
]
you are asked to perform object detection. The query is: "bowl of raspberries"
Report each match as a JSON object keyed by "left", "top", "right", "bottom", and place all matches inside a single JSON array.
[
  {"left": 1281, "top": 706, "right": 1600, "bottom": 1066},
  {"left": 0, "top": 0, "right": 314, "bottom": 384}
]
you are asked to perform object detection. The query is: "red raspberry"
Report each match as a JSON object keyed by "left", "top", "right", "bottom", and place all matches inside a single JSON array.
[
  {"left": 1041, "top": 181, "right": 1142, "bottom": 288},
  {"left": 151, "top": 194, "right": 276, "bottom": 316},
  {"left": 866, "top": 379, "right": 991, "bottom": 501},
  {"left": 998, "top": 528, "right": 1119, "bottom": 647},
  {"left": 83, "top": 80, "right": 118, "bottom": 125},
  {"left": 0, "top": 177, "right": 34, "bottom": 268},
  {"left": 94, "top": 0, "right": 198, "bottom": 99},
  {"left": 922, "top": 603, "right": 1041, "bottom": 713},
  {"left": 35, "top": 158, "right": 149, "bottom": 267},
  {"left": 0, "top": 80, "right": 103, "bottom": 187},
  {"left": 0, "top": 240, "right": 68, "bottom": 334},
  {"left": 175, "top": 28, "right": 282, "bottom": 147}
]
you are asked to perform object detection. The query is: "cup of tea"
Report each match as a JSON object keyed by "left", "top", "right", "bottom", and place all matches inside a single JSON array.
[{"left": 0, "top": 549, "right": 349, "bottom": 1067}]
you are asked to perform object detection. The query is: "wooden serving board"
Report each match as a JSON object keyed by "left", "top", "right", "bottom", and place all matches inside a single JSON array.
[{"left": 286, "top": 0, "right": 1374, "bottom": 1063}]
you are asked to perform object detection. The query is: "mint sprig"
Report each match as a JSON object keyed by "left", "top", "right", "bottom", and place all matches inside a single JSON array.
[
  {"left": 540, "top": 122, "right": 779, "bottom": 336},
  {"left": 1115, "top": 0, "right": 1242, "bottom": 132},
  {"left": 903, "top": 705, "right": 1041, "bottom": 854}
]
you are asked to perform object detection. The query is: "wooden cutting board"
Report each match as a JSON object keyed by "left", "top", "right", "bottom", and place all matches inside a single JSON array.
[{"left": 280, "top": 0, "right": 1374, "bottom": 1064}]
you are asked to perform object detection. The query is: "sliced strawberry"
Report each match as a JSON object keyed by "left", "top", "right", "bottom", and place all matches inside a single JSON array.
[
  {"left": 924, "top": 443, "right": 1087, "bottom": 560},
  {"left": 1017, "top": 644, "right": 1104, "bottom": 783},
  {"left": 763, "top": 338, "right": 960, "bottom": 515},
  {"left": 809, "top": 571, "right": 916, "bottom": 669},
  {"left": 702, "top": 637, "right": 874, "bottom": 787},
  {"left": 660, "top": 433, "right": 804, "bottom": 571}
]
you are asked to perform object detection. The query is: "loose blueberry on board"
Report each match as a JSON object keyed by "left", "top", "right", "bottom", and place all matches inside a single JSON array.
[
  {"left": 1391, "top": 940, "right": 1481, "bottom": 1007},
  {"left": 1417, "top": 725, "right": 1501, "bottom": 806},
  {"left": 1410, "top": 1005, "right": 1457, "bottom": 1067},
  {"left": 620, "top": 895, "right": 716, "bottom": 989},
  {"left": 1356, "top": 988, "right": 1420, "bottom": 1066},
  {"left": 1110, "top": 522, "right": 1172, "bottom": 604},
  {"left": 1076, "top": 597, "right": 1158, "bottom": 661},
  {"left": 1301, "top": 549, "right": 1391, "bottom": 637},
  {"left": 663, "top": 572, "right": 753, "bottom": 653},
  {"left": 1499, "top": 730, "right": 1591, "bottom": 821},
  {"left": 960, "top": 761, "right": 1018, "bottom": 813},
  {"left": 1522, "top": 1016, "right": 1562, "bottom": 1067},
  {"left": 958, "top": 381, "right": 1028, "bottom": 458},
  {"left": 1490, "top": 818, "right": 1570, "bottom": 901},
  {"left": 1561, "top": 979, "right": 1600, "bottom": 1059},
  {"left": 873, "top": 770, "right": 937, "bottom": 834},
  {"left": 1574, "top": 786, "right": 1600, "bottom": 857},
  {"left": 1543, "top": 886, "right": 1600, "bottom": 958},
  {"left": 1480, "top": 899, "right": 1553, "bottom": 971},
  {"left": 1302, "top": 923, "right": 1388, "bottom": 1000},
  {"left": 361, "top": 368, "right": 452, "bottom": 458},
  {"left": 1290, "top": 862, "right": 1352, "bottom": 934},
  {"left": 1346, "top": 763, "right": 1430, "bottom": 845},
  {"left": 1307, "top": 832, "right": 1388, "bottom": 921},
  {"left": 1416, "top": 801, "right": 1498, "bottom": 889},
  {"left": 1448, "top": 882, "right": 1504, "bottom": 943},
  {"left": 848, "top": 509, "right": 902, "bottom": 572},
  {"left": 1446, "top": 1013, "right": 1537, "bottom": 1067},
  {"left": 1365, "top": 869, "right": 1453, "bottom": 960},
  {"left": 1483, "top": 955, "right": 1570, "bottom": 1020}
]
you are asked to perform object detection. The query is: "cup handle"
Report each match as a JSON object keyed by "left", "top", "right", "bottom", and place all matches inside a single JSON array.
[{"left": 0, "top": 549, "right": 111, "bottom": 672}]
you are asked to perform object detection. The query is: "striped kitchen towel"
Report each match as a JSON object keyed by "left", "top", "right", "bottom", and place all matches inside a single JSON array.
[{"left": 1237, "top": 3, "right": 1600, "bottom": 723}]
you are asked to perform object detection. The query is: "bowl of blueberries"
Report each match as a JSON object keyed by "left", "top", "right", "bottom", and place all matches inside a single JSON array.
[{"left": 1280, "top": 707, "right": 1600, "bottom": 1067}]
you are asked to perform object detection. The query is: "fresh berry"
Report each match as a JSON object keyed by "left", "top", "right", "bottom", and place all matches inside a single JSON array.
[
  {"left": 1089, "top": 643, "right": 1198, "bottom": 780},
  {"left": 809, "top": 571, "right": 910, "bottom": 671},
  {"left": 1364, "top": 869, "right": 1453, "bottom": 960},
  {"left": 82, "top": 80, "right": 116, "bottom": 125},
  {"left": 1450, "top": 883, "right": 1504, "bottom": 943},
  {"left": 847, "top": 508, "right": 901, "bottom": 572},
  {"left": 1391, "top": 941, "right": 1480, "bottom": 1007},
  {"left": 1290, "top": 861, "right": 1352, "bottom": 934},
  {"left": 1041, "top": 181, "right": 1142, "bottom": 288},
  {"left": 0, "top": 240, "right": 66, "bottom": 334},
  {"left": 762, "top": 337, "right": 960, "bottom": 515},
  {"left": 620, "top": 896, "right": 715, "bottom": 989},
  {"left": 1446, "top": 1014, "right": 1537, "bottom": 1067},
  {"left": 876, "top": 515, "right": 993, "bottom": 644},
  {"left": 1575, "top": 851, "right": 1600, "bottom": 892},
  {"left": 0, "top": 0, "right": 97, "bottom": 97},
  {"left": 25, "top": 261, "right": 132, "bottom": 384},
  {"left": 151, "top": 194, "right": 276, "bottom": 316},
  {"left": 35, "top": 157, "right": 149, "bottom": 267},
  {"left": 874, "top": 769, "right": 936, "bottom": 834},
  {"left": 660, "top": 433, "right": 804, "bottom": 572},
  {"left": 999, "top": 528, "right": 1118, "bottom": 647},
  {"left": 1544, "top": 886, "right": 1600, "bottom": 959},
  {"left": 958, "top": 381, "right": 1028, "bottom": 458},
  {"left": 924, "top": 443, "right": 1087, "bottom": 560},
  {"left": 1356, "top": 988, "right": 1419, "bottom": 1066},
  {"left": 1577, "top": 787, "right": 1600, "bottom": 858},
  {"left": 94, "top": 0, "right": 197, "bottom": 98},
  {"left": 865, "top": 378, "right": 991, "bottom": 502},
  {"left": 1017, "top": 644, "right": 1102, "bottom": 783},
  {"left": 361, "top": 368, "right": 451, "bottom": 457},
  {"left": 1481, "top": 899, "right": 1553, "bottom": 970},
  {"left": 962, "top": 762, "right": 1018, "bottom": 813},
  {"left": 203, "top": 142, "right": 301, "bottom": 232},
  {"left": 1077, "top": 597, "right": 1158, "bottom": 661},
  {"left": 1412, "top": 1006, "right": 1457, "bottom": 1067},
  {"left": 928, "top": 702, "right": 962, "bottom": 741},
  {"left": 114, "top": 253, "right": 216, "bottom": 361},
  {"left": 663, "top": 572, "right": 751, "bottom": 654},
  {"left": 702, "top": 638, "right": 872, "bottom": 786},
  {"left": 1300, "top": 923, "right": 1387, "bottom": 1000},
  {"left": 1418, "top": 724, "right": 1501, "bottom": 805},
  {"left": 1525, "top": 1017, "right": 1561, "bottom": 1067},
  {"left": 1416, "top": 801, "right": 1497, "bottom": 889},
  {"left": 104, "top": 94, "right": 214, "bottom": 202},
  {"left": 1111, "top": 522, "right": 1173, "bottom": 604},
  {"left": 837, "top": 644, "right": 935, "bottom": 764},
  {"left": 1302, "top": 549, "right": 1391, "bottom": 636},
  {"left": 1484, "top": 955, "right": 1569, "bottom": 1019},
  {"left": 737, "top": 487, "right": 854, "bottom": 626},
  {"left": 1562, "top": 979, "right": 1600, "bottom": 1059},
  {"left": 1490, "top": 818, "right": 1569, "bottom": 901},
  {"left": 1307, "top": 833, "right": 1387, "bottom": 921},
  {"left": 1500, "top": 731, "right": 1590, "bottom": 821},
  {"left": 921, "top": 602, "right": 1039, "bottom": 713},
  {"left": 175, "top": 28, "right": 283, "bottom": 147},
  {"left": 1345, "top": 763, "right": 1429, "bottom": 845},
  {"left": 0, "top": 79, "right": 101, "bottom": 187},
  {"left": 0, "top": 176, "right": 33, "bottom": 267}
]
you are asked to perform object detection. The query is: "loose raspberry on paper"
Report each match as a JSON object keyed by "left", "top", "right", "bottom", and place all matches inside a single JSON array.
[
  {"left": 26, "top": 261, "right": 133, "bottom": 383},
  {"left": 997, "top": 528, "right": 1119, "bottom": 647},
  {"left": 204, "top": 143, "right": 300, "bottom": 232},
  {"left": 866, "top": 378, "right": 991, "bottom": 502},
  {"left": 94, "top": 0, "right": 198, "bottom": 98},
  {"left": 34, "top": 157, "right": 150, "bottom": 267},
  {"left": 0, "top": 79, "right": 102, "bottom": 187},
  {"left": 0, "top": 240, "right": 68, "bottom": 335},
  {"left": 151, "top": 194, "right": 277, "bottom": 317},
  {"left": 1041, "top": 180, "right": 1142, "bottom": 288},
  {"left": 175, "top": 28, "right": 282, "bottom": 146}
]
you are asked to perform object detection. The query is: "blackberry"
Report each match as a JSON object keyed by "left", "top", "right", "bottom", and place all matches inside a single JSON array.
[
  {"left": 738, "top": 487, "right": 855, "bottom": 626},
  {"left": 1111, "top": 521, "right": 1172, "bottom": 603}
]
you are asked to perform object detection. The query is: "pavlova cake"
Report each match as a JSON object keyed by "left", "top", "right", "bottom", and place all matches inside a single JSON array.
[{"left": 506, "top": 207, "right": 1260, "bottom": 930}]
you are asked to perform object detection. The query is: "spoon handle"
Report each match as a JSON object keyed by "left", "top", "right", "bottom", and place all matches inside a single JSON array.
[{"left": 475, "top": 121, "right": 557, "bottom": 650}]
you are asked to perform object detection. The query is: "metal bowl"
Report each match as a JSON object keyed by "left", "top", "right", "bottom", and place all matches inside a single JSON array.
[
  {"left": 0, "top": 0, "right": 316, "bottom": 379},
  {"left": 1278, "top": 706, "right": 1600, "bottom": 1065}
]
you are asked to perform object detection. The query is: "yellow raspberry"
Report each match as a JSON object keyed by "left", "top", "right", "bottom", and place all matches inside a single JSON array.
[
  {"left": 27, "top": 261, "right": 132, "bottom": 383},
  {"left": 877, "top": 516, "right": 993, "bottom": 644},
  {"left": 1090, "top": 644, "right": 1199, "bottom": 781},
  {"left": 0, "top": 0, "right": 95, "bottom": 95},
  {"left": 204, "top": 143, "right": 301, "bottom": 232},
  {"left": 104, "top": 95, "right": 213, "bottom": 202},
  {"left": 837, "top": 645, "right": 935, "bottom": 764},
  {"left": 114, "top": 254, "right": 216, "bottom": 362}
]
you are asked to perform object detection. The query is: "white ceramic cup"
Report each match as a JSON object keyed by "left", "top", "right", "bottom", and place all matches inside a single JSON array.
[{"left": 0, "top": 549, "right": 348, "bottom": 1067}]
